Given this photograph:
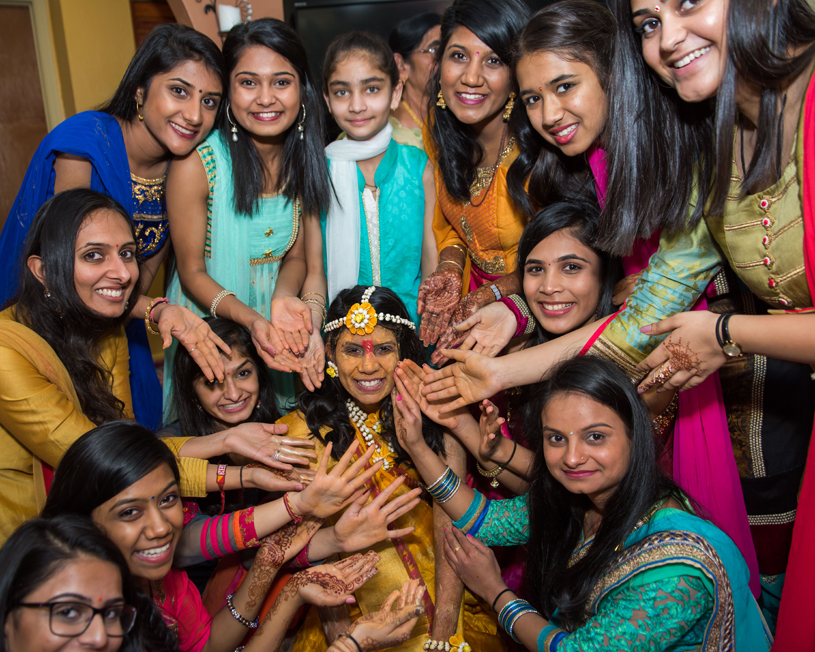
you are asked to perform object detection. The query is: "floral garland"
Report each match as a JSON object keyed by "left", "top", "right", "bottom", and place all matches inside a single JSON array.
[{"left": 346, "top": 400, "right": 394, "bottom": 471}]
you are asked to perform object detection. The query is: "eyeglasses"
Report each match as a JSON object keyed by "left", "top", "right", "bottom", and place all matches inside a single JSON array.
[
  {"left": 414, "top": 46, "right": 438, "bottom": 55},
  {"left": 16, "top": 601, "right": 137, "bottom": 638}
]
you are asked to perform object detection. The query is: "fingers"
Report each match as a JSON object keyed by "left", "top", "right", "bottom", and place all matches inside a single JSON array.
[
  {"left": 316, "top": 442, "right": 333, "bottom": 477},
  {"left": 371, "top": 475, "right": 406, "bottom": 507},
  {"left": 332, "top": 439, "right": 362, "bottom": 476},
  {"left": 276, "top": 436, "right": 315, "bottom": 449},
  {"left": 658, "top": 368, "right": 698, "bottom": 393},
  {"left": 347, "top": 460, "right": 384, "bottom": 493},
  {"left": 385, "top": 498, "right": 421, "bottom": 524},
  {"left": 635, "top": 343, "right": 671, "bottom": 376},
  {"left": 381, "top": 486, "right": 421, "bottom": 518},
  {"left": 454, "top": 310, "right": 482, "bottom": 332},
  {"left": 381, "top": 589, "right": 401, "bottom": 613},
  {"left": 393, "top": 375, "right": 421, "bottom": 416},
  {"left": 208, "top": 330, "right": 232, "bottom": 356},
  {"left": 637, "top": 357, "right": 678, "bottom": 394},
  {"left": 338, "top": 443, "right": 375, "bottom": 481}
]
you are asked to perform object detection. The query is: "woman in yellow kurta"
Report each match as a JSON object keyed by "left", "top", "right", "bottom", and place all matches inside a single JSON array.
[
  {"left": 416, "top": 0, "right": 530, "bottom": 361},
  {"left": 282, "top": 285, "right": 503, "bottom": 652},
  {"left": 0, "top": 189, "right": 255, "bottom": 544}
]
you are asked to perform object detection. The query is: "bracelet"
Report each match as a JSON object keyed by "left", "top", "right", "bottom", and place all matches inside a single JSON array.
[
  {"left": 541, "top": 625, "right": 568, "bottom": 652},
  {"left": 339, "top": 632, "right": 363, "bottom": 652},
  {"left": 423, "top": 640, "right": 451, "bottom": 651},
  {"left": 144, "top": 297, "right": 168, "bottom": 336},
  {"left": 293, "top": 541, "right": 312, "bottom": 568},
  {"left": 210, "top": 289, "right": 236, "bottom": 318},
  {"left": 498, "top": 599, "right": 539, "bottom": 643},
  {"left": 488, "top": 284, "right": 502, "bottom": 301},
  {"left": 438, "top": 259, "right": 464, "bottom": 274},
  {"left": 283, "top": 492, "right": 303, "bottom": 524},
  {"left": 239, "top": 465, "right": 245, "bottom": 490},
  {"left": 718, "top": 313, "right": 743, "bottom": 358},
  {"left": 498, "top": 295, "right": 537, "bottom": 337},
  {"left": 216, "top": 463, "right": 227, "bottom": 516},
  {"left": 225, "top": 593, "right": 259, "bottom": 629},
  {"left": 447, "top": 243, "right": 467, "bottom": 255},
  {"left": 502, "top": 440, "right": 518, "bottom": 468},
  {"left": 426, "top": 466, "right": 461, "bottom": 503},
  {"left": 491, "top": 588, "right": 513, "bottom": 612},
  {"left": 301, "top": 291, "right": 326, "bottom": 303},
  {"left": 476, "top": 460, "right": 503, "bottom": 488}
]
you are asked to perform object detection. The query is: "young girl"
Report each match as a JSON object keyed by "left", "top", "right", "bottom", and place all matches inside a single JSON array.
[
  {"left": 0, "top": 24, "right": 228, "bottom": 429},
  {"left": 41, "top": 421, "right": 388, "bottom": 652},
  {"left": 165, "top": 18, "right": 333, "bottom": 415},
  {"left": 321, "top": 31, "right": 437, "bottom": 324}
]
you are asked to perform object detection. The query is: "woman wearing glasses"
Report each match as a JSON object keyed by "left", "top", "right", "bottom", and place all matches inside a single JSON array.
[
  {"left": 389, "top": 12, "right": 441, "bottom": 148},
  {"left": 0, "top": 515, "right": 172, "bottom": 652}
]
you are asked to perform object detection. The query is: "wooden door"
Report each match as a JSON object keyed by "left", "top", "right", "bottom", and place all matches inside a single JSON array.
[{"left": 0, "top": 3, "right": 49, "bottom": 227}]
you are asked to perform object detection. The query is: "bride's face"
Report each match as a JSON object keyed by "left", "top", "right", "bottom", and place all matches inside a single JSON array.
[
  {"left": 332, "top": 325, "right": 400, "bottom": 413},
  {"left": 630, "top": 0, "right": 728, "bottom": 103}
]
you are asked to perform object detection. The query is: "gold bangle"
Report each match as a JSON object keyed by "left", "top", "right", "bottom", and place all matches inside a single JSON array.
[
  {"left": 438, "top": 259, "right": 464, "bottom": 274},
  {"left": 446, "top": 243, "right": 467, "bottom": 255},
  {"left": 144, "top": 297, "right": 167, "bottom": 336},
  {"left": 476, "top": 461, "right": 504, "bottom": 488},
  {"left": 301, "top": 292, "right": 326, "bottom": 303}
]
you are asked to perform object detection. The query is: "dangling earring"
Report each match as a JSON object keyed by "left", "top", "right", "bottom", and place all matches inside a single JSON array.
[
  {"left": 226, "top": 103, "right": 238, "bottom": 142},
  {"left": 436, "top": 89, "right": 447, "bottom": 110},
  {"left": 44, "top": 288, "right": 51, "bottom": 299},
  {"left": 297, "top": 104, "right": 306, "bottom": 141},
  {"left": 196, "top": 402, "right": 204, "bottom": 412},
  {"left": 136, "top": 100, "right": 144, "bottom": 122},
  {"left": 326, "top": 360, "right": 338, "bottom": 378},
  {"left": 503, "top": 92, "right": 516, "bottom": 122}
]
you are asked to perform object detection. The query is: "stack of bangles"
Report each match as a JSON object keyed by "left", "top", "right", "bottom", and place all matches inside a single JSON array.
[
  {"left": 301, "top": 292, "right": 327, "bottom": 327},
  {"left": 426, "top": 467, "right": 461, "bottom": 504},
  {"left": 498, "top": 599, "right": 540, "bottom": 643}
]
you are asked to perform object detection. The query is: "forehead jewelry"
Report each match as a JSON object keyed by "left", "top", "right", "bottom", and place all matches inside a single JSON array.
[{"left": 324, "top": 286, "right": 415, "bottom": 335}]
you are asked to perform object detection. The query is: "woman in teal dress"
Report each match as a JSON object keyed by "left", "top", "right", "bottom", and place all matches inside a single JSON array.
[
  {"left": 321, "top": 32, "right": 437, "bottom": 325},
  {"left": 393, "top": 356, "right": 771, "bottom": 651},
  {"left": 164, "top": 19, "right": 333, "bottom": 415}
]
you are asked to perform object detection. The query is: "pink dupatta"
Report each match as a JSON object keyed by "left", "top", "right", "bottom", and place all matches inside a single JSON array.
[{"left": 587, "top": 145, "right": 760, "bottom": 597}]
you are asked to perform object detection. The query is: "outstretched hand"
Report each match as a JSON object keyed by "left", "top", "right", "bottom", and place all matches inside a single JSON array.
[
  {"left": 225, "top": 423, "right": 316, "bottom": 470},
  {"left": 332, "top": 476, "right": 422, "bottom": 553},
  {"left": 443, "top": 527, "right": 504, "bottom": 605},
  {"left": 395, "top": 361, "right": 468, "bottom": 432},
  {"left": 155, "top": 303, "right": 230, "bottom": 382},
  {"left": 271, "top": 295, "right": 314, "bottom": 355},
  {"left": 417, "top": 266, "right": 463, "bottom": 346},
  {"left": 431, "top": 285, "right": 496, "bottom": 366},
  {"left": 342, "top": 579, "right": 426, "bottom": 651},
  {"left": 421, "top": 349, "right": 504, "bottom": 411},
  {"left": 293, "top": 551, "right": 381, "bottom": 607}
]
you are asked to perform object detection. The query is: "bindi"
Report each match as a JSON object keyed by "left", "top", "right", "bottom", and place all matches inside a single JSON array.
[
  {"left": 654, "top": 4, "right": 660, "bottom": 10},
  {"left": 362, "top": 340, "right": 374, "bottom": 355}
]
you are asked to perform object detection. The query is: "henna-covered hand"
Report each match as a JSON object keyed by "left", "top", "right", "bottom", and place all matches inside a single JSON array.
[
  {"left": 290, "top": 441, "right": 382, "bottom": 518},
  {"left": 432, "top": 285, "right": 496, "bottom": 366},
  {"left": 417, "top": 265, "right": 463, "bottom": 346},
  {"left": 332, "top": 476, "right": 422, "bottom": 553},
  {"left": 344, "top": 579, "right": 426, "bottom": 651}
]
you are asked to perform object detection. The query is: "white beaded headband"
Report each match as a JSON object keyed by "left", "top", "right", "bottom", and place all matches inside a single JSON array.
[{"left": 324, "top": 286, "right": 416, "bottom": 335}]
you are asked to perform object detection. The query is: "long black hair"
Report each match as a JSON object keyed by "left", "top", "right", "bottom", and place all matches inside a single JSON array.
[
  {"left": 222, "top": 19, "right": 331, "bottom": 217},
  {"left": 10, "top": 189, "right": 138, "bottom": 425},
  {"left": 428, "top": 0, "right": 529, "bottom": 203},
  {"left": 389, "top": 12, "right": 442, "bottom": 60},
  {"left": 600, "top": 0, "right": 713, "bottom": 255},
  {"left": 42, "top": 421, "right": 180, "bottom": 520},
  {"left": 323, "top": 31, "right": 400, "bottom": 94},
  {"left": 523, "top": 356, "right": 684, "bottom": 629},
  {"left": 100, "top": 23, "right": 224, "bottom": 122},
  {"left": 0, "top": 516, "right": 174, "bottom": 652},
  {"left": 506, "top": 0, "right": 614, "bottom": 216},
  {"left": 0, "top": 515, "right": 175, "bottom": 652},
  {"left": 172, "top": 318, "right": 281, "bottom": 438},
  {"left": 518, "top": 199, "right": 622, "bottom": 348},
  {"left": 297, "top": 286, "right": 444, "bottom": 464}
]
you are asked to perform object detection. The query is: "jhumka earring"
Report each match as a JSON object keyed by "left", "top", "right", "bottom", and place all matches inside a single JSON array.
[
  {"left": 327, "top": 360, "right": 339, "bottom": 378},
  {"left": 436, "top": 89, "right": 447, "bottom": 110},
  {"left": 135, "top": 100, "right": 144, "bottom": 122},
  {"left": 297, "top": 103, "right": 306, "bottom": 141},
  {"left": 503, "top": 92, "right": 516, "bottom": 122},
  {"left": 226, "top": 104, "right": 239, "bottom": 142}
]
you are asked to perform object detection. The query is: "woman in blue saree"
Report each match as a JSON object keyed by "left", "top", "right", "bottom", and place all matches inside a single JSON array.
[
  {"left": 0, "top": 25, "right": 228, "bottom": 429},
  {"left": 392, "top": 356, "right": 771, "bottom": 651}
]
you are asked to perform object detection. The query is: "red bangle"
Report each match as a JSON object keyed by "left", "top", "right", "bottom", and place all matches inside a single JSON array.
[
  {"left": 148, "top": 297, "right": 169, "bottom": 325},
  {"left": 216, "top": 463, "right": 228, "bottom": 516},
  {"left": 294, "top": 541, "right": 311, "bottom": 568},
  {"left": 283, "top": 492, "right": 303, "bottom": 525}
]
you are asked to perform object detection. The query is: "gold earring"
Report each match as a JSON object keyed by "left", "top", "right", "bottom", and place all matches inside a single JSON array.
[
  {"left": 226, "top": 103, "right": 238, "bottom": 142},
  {"left": 503, "top": 92, "right": 516, "bottom": 122},
  {"left": 436, "top": 89, "right": 447, "bottom": 110},
  {"left": 136, "top": 100, "right": 144, "bottom": 122},
  {"left": 297, "top": 103, "right": 306, "bottom": 141}
]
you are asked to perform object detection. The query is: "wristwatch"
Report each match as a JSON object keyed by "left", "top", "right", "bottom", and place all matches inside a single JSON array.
[{"left": 715, "top": 314, "right": 743, "bottom": 358}]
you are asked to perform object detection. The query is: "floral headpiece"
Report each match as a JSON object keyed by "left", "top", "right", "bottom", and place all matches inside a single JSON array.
[{"left": 324, "top": 286, "right": 415, "bottom": 335}]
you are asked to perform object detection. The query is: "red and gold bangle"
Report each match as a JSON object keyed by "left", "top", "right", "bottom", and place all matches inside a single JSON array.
[
  {"left": 216, "top": 463, "right": 228, "bottom": 516},
  {"left": 144, "top": 297, "right": 169, "bottom": 336},
  {"left": 283, "top": 492, "right": 303, "bottom": 524}
]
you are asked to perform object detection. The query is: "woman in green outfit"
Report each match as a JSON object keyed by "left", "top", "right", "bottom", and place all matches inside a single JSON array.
[{"left": 392, "top": 356, "right": 771, "bottom": 651}]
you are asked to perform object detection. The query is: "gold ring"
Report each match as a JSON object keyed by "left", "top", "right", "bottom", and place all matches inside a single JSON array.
[{"left": 452, "top": 546, "right": 461, "bottom": 553}]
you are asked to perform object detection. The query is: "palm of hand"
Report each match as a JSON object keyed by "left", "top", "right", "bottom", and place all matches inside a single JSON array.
[
  {"left": 335, "top": 502, "right": 386, "bottom": 551},
  {"left": 301, "top": 475, "right": 353, "bottom": 518}
]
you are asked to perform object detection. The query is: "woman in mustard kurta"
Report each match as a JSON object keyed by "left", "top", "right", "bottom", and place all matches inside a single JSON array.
[
  {"left": 416, "top": 0, "right": 530, "bottom": 361},
  {"left": 282, "top": 286, "right": 503, "bottom": 652},
  {"left": 0, "top": 189, "right": 258, "bottom": 544}
]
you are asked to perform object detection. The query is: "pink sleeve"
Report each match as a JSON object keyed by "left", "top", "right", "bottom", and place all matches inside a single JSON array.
[{"left": 168, "top": 569, "right": 212, "bottom": 652}]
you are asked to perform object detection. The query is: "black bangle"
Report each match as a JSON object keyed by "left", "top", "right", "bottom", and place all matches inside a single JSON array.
[
  {"left": 339, "top": 632, "right": 363, "bottom": 652},
  {"left": 491, "top": 588, "right": 513, "bottom": 612},
  {"left": 715, "top": 314, "right": 726, "bottom": 348},
  {"left": 239, "top": 465, "right": 244, "bottom": 490},
  {"left": 501, "top": 440, "right": 518, "bottom": 468}
]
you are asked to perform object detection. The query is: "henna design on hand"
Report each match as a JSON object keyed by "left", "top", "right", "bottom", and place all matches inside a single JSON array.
[
  {"left": 663, "top": 337, "right": 701, "bottom": 371},
  {"left": 418, "top": 267, "right": 463, "bottom": 345},
  {"left": 244, "top": 521, "right": 295, "bottom": 611}
]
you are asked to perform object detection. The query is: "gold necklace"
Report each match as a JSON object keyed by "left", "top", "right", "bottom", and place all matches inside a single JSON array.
[
  {"left": 468, "top": 136, "right": 516, "bottom": 199},
  {"left": 400, "top": 100, "right": 423, "bottom": 128}
]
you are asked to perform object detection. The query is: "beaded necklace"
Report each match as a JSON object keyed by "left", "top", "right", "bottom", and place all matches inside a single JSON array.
[{"left": 346, "top": 400, "right": 395, "bottom": 471}]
